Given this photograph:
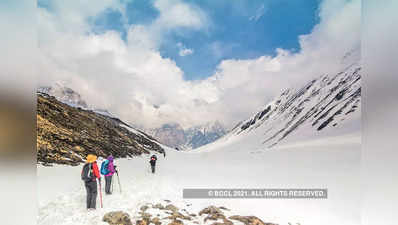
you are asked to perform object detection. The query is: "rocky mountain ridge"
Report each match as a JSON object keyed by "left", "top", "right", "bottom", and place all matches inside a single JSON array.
[
  {"left": 38, "top": 83, "right": 88, "bottom": 108},
  {"left": 37, "top": 92, "right": 164, "bottom": 166}
]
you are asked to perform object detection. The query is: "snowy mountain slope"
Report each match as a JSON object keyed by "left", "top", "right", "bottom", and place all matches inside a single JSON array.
[{"left": 220, "top": 63, "right": 361, "bottom": 149}]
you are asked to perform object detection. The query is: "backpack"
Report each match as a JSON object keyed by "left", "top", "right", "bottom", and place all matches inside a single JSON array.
[
  {"left": 100, "top": 160, "right": 110, "bottom": 175},
  {"left": 81, "top": 163, "right": 93, "bottom": 182}
]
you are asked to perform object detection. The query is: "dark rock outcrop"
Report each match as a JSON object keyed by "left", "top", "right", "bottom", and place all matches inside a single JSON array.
[{"left": 37, "top": 93, "right": 164, "bottom": 166}]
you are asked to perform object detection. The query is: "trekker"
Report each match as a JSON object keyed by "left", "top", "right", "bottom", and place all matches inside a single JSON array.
[
  {"left": 149, "top": 155, "right": 157, "bottom": 173},
  {"left": 101, "top": 155, "right": 116, "bottom": 195},
  {"left": 81, "top": 154, "right": 101, "bottom": 210}
]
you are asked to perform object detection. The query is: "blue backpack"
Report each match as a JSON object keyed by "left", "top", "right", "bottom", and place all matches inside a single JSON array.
[{"left": 100, "top": 160, "right": 110, "bottom": 175}]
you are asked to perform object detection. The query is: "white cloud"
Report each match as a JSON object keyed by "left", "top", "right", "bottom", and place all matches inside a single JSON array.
[
  {"left": 154, "top": 0, "right": 207, "bottom": 30},
  {"left": 177, "top": 42, "right": 194, "bottom": 56},
  {"left": 37, "top": 0, "right": 361, "bottom": 129},
  {"left": 123, "top": 0, "right": 208, "bottom": 51},
  {"left": 179, "top": 48, "right": 194, "bottom": 57}
]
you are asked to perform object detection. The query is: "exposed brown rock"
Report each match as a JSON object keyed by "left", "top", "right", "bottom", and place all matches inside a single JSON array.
[
  {"left": 199, "top": 206, "right": 226, "bottom": 223},
  {"left": 166, "top": 211, "right": 192, "bottom": 221},
  {"left": 136, "top": 219, "right": 148, "bottom": 225},
  {"left": 151, "top": 217, "right": 162, "bottom": 225},
  {"left": 211, "top": 218, "right": 234, "bottom": 225},
  {"left": 138, "top": 211, "right": 152, "bottom": 220},
  {"left": 167, "top": 219, "right": 184, "bottom": 225},
  {"left": 37, "top": 93, "right": 164, "bottom": 166},
  {"left": 229, "top": 215, "right": 277, "bottom": 225},
  {"left": 164, "top": 204, "right": 179, "bottom": 212},
  {"left": 153, "top": 203, "right": 165, "bottom": 210},
  {"left": 103, "top": 203, "right": 278, "bottom": 225},
  {"left": 140, "top": 205, "right": 149, "bottom": 212},
  {"left": 103, "top": 211, "right": 133, "bottom": 225},
  {"left": 199, "top": 206, "right": 224, "bottom": 216}
]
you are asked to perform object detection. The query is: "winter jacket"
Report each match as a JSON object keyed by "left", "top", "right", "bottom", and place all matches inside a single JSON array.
[
  {"left": 149, "top": 155, "right": 157, "bottom": 166},
  {"left": 92, "top": 162, "right": 101, "bottom": 179},
  {"left": 105, "top": 156, "right": 116, "bottom": 177}
]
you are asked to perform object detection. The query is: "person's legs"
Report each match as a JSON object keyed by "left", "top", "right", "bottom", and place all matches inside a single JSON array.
[
  {"left": 151, "top": 165, "right": 155, "bottom": 173},
  {"left": 85, "top": 182, "right": 91, "bottom": 209},
  {"left": 105, "top": 176, "right": 112, "bottom": 194},
  {"left": 88, "top": 181, "right": 97, "bottom": 209}
]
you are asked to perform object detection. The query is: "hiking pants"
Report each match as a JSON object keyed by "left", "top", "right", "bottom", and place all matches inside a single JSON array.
[
  {"left": 84, "top": 180, "right": 97, "bottom": 209},
  {"left": 151, "top": 164, "right": 155, "bottom": 173},
  {"left": 105, "top": 175, "right": 112, "bottom": 194}
]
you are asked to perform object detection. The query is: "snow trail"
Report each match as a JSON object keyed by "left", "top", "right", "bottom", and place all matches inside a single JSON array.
[{"left": 38, "top": 134, "right": 360, "bottom": 225}]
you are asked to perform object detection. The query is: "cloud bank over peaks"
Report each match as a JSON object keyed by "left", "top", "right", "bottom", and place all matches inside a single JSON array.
[{"left": 37, "top": 0, "right": 360, "bottom": 130}]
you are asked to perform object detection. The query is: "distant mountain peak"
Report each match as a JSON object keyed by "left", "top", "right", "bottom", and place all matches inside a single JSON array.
[
  {"left": 37, "top": 83, "right": 88, "bottom": 109},
  {"left": 148, "top": 121, "right": 227, "bottom": 150}
]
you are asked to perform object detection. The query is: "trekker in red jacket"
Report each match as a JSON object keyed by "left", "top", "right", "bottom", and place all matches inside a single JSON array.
[{"left": 81, "top": 154, "right": 101, "bottom": 210}]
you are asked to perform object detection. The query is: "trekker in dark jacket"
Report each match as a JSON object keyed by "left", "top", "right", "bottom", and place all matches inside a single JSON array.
[
  {"left": 103, "top": 156, "right": 116, "bottom": 195},
  {"left": 81, "top": 154, "right": 101, "bottom": 210},
  {"left": 149, "top": 155, "right": 157, "bottom": 173}
]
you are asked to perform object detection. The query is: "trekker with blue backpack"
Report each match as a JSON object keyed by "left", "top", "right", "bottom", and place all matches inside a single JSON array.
[{"left": 100, "top": 155, "right": 116, "bottom": 195}]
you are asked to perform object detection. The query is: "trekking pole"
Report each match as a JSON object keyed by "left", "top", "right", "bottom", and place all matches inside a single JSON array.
[
  {"left": 116, "top": 170, "right": 122, "bottom": 193},
  {"left": 98, "top": 178, "right": 103, "bottom": 208}
]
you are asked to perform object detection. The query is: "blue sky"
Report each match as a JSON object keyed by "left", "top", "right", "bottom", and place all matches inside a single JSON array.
[{"left": 89, "top": 0, "right": 321, "bottom": 80}]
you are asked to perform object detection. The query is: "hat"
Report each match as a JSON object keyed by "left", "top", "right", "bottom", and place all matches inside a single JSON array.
[{"left": 86, "top": 154, "right": 97, "bottom": 163}]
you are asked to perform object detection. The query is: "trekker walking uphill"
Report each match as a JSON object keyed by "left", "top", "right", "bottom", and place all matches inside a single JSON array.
[
  {"left": 101, "top": 155, "right": 116, "bottom": 195},
  {"left": 81, "top": 154, "right": 101, "bottom": 210},
  {"left": 149, "top": 155, "right": 157, "bottom": 174}
]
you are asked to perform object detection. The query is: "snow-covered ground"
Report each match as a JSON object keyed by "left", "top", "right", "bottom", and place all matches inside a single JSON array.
[{"left": 38, "top": 132, "right": 360, "bottom": 225}]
